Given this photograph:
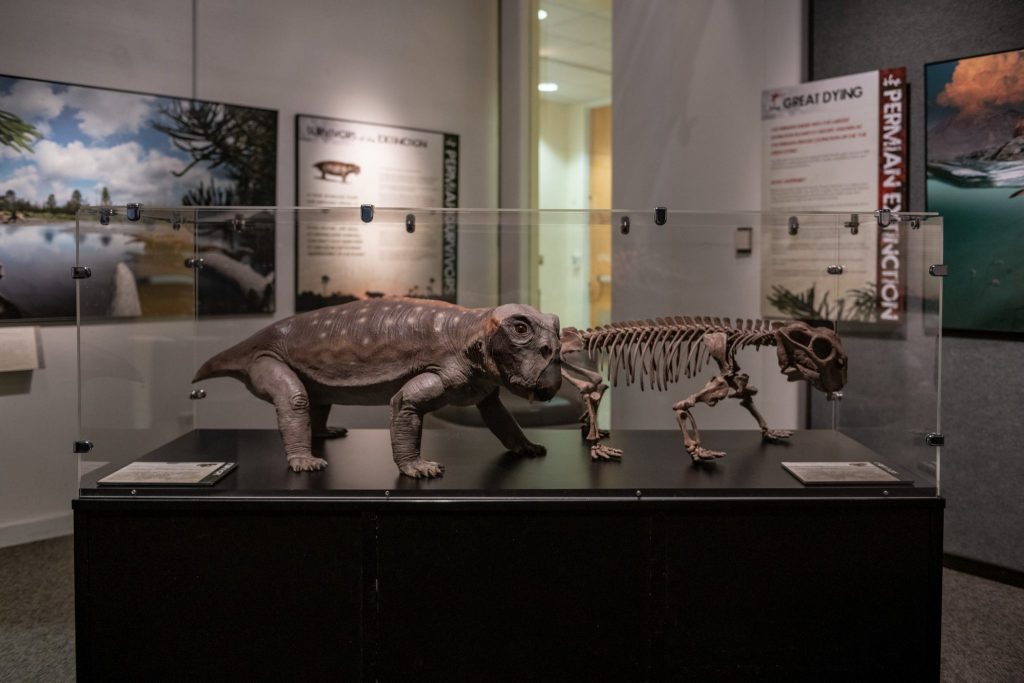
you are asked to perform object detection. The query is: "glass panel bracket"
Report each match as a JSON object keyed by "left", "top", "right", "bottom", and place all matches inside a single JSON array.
[
  {"left": 73, "top": 440, "right": 93, "bottom": 454},
  {"left": 844, "top": 214, "right": 859, "bottom": 234},
  {"left": 926, "top": 433, "right": 945, "bottom": 447}
]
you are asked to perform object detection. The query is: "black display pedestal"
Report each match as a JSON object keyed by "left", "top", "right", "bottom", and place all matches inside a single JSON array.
[{"left": 74, "top": 429, "right": 943, "bottom": 681}]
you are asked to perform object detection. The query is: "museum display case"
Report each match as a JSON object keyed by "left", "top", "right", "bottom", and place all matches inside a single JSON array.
[
  {"left": 71, "top": 205, "right": 945, "bottom": 680},
  {"left": 72, "top": 205, "right": 943, "bottom": 496}
]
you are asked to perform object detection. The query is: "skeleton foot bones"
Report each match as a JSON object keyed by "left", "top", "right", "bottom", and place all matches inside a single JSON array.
[{"left": 560, "top": 317, "right": 847, "bottom": 464}]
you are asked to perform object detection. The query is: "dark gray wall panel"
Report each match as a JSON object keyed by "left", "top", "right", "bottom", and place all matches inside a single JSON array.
[{"left": 811, "top": 0, "right": 1024, "bottom": 572}]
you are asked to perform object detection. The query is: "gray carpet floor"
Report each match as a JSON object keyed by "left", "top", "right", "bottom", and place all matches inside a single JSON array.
[{"left": 1, "top": 535, "right": 1022, "bottom": 681}]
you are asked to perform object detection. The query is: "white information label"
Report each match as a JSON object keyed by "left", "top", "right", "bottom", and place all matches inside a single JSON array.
[{"left": 98, "top": 462, "right": 236, "bottom": 486}]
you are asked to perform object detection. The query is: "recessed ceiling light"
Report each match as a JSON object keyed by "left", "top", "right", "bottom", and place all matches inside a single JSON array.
[
  {"left": 537, "top": 82, "right": 559, "bottom": 92},
  {"left": 538, "top": 9, "right": 548, "bottom": 20}
]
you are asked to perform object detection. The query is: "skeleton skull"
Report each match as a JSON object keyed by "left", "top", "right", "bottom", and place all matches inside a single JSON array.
[{"left": 774, "top": 322, "right": 847, "bottom": 394}]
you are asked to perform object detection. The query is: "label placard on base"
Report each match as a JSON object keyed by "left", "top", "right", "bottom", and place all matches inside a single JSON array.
[
  {"left": 98, "top": 462, "right": 237, "bottom": 486},
  {"left": 782, "top": 461, "right": 912, "bottom": 486}
]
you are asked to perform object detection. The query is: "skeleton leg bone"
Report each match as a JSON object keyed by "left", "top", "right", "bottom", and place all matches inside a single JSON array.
[
  {"left": 725, "top": 372, "right": 793, "bottom": 442},
  {"left": 560, "top": 350, "right": 622, "bottom": 461},
  {"left": 672, "top": 375, "right": 731, "bottom": 461}
]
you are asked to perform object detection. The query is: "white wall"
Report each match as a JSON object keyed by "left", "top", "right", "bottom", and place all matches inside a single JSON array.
[
  {"left": 610, "top": 0, "right": 806, "bottom": 431},
  {"left": 537, "top": 99, "right": 589, "bottom": 328},
  {"left": 0, "top": 0, "right": 499, "bottom": 547}
]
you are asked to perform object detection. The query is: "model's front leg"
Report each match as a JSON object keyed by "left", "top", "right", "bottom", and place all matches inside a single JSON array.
[
  {"left": 477, "top": 389, "right": 546, "bottom": 457},
  {"left": 390, "top": 373, "right": 448, "bottom": 478}
]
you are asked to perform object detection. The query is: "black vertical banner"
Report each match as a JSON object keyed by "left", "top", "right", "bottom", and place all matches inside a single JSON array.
[{"left": 442, "top": 133, "right": 459, "bottom": 302}]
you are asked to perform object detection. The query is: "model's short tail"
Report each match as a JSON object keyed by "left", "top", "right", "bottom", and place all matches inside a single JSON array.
[{"left": 192, "top": 347, "right": 245, "bottom": 382}]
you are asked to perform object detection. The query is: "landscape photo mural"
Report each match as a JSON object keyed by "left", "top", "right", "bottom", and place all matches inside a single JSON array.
[
  {"left": 0, "top": 75, "right": 277, "bottom": 322},
  {"left": 926, "top": 48, "right": 1024, "bottom": 333}
]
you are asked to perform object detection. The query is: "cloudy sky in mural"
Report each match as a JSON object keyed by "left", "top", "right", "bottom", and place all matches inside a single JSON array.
[{"left": 0, "top": 76, "right": 220, "bottom": 206}]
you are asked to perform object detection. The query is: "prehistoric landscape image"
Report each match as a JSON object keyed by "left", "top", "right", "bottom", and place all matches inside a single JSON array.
[
  {"left": 926, "top": 48, "right": 1024, "bottom": 333},
  {"left": 0, "top": 75, "right": 277, "bottom": 321}
]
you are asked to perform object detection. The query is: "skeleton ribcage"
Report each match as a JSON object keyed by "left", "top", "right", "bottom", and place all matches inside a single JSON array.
[{"left": 581, "top": 317, "right": 779, "bottom": 391}]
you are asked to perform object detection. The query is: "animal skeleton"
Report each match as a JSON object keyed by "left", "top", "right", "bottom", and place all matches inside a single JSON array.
[{"left": 559, "top": 317, "right": 847, "bottom": 461}]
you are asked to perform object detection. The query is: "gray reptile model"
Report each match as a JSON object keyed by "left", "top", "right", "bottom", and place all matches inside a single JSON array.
[
  {"left": 193, "top": 298, "right": 562, "bottom": 477},
  {"left": 558, "top": 317, "right": 847, "bottom": 461}
]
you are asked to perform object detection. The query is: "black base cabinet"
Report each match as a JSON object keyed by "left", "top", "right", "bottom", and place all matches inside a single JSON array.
[{"left": 74, "top": 430, "right": 943, "bottom": 681}]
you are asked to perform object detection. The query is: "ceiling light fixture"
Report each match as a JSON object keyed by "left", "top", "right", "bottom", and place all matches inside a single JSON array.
[
  {"left": 537, "top": 82, "right": 559, "bottom": 92},
  {"left": 538, "top": 9, "right": 548, "bottom": 20}
]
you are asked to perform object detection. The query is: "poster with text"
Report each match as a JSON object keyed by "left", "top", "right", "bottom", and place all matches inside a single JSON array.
[
  {"left": 760, "top": 68, "right": 907, "bottom": 326},
  {"left": 926, "top": 48, "right": 1024, "bottom": 334},
  {"left": 0, "top": 74, "right": 277, "bottom": 323},
  {"left": 295, "top": 114, "right": 458, "bottom": 311}
]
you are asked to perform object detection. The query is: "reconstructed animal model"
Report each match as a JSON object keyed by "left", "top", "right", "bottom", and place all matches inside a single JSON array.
[
  {"left": 559, "top": 317, "right": 847, "bottom": 461},
  {"left": 194, "top": 298, "right": 562, "bottom": 477},
  {"left": 313, "top": 160, "right": 361, "bottom": 183}
]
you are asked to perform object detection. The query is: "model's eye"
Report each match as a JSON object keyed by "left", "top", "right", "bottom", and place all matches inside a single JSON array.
[{"left": 513, "top": 322, "right": 530, "bottom": 335}]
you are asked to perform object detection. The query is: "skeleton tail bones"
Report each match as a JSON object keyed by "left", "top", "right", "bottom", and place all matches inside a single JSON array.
[{"left": 559, "top": 317, "right": 847, "bottom": 462}]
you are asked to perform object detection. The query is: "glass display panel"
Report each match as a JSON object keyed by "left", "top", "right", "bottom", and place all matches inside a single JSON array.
[
  {"left": 76, "top": 207, "right": 198, "bottom": 480},
  {"left": 76, "top": 207, "right": 941, "bottom": 495}
]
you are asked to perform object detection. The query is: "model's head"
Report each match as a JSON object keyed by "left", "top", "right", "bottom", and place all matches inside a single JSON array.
[
  {"left": 774, "top": 321, "right": 847, "bottom": 394},
  {"left": 487, "top": 304, "right": 562, "bottom": 401}
]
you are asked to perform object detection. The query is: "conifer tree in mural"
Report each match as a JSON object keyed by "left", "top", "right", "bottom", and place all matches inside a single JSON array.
[
  {"left": 153, "top": 101, "right": 276, "bottom": 206},
  {"left": 0, "top": 74, "right": 278, "bottom": 322}
]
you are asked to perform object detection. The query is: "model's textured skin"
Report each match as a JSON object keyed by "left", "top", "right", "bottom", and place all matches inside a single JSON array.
[
  {"left": 559, "top": 317, "right": 847, "bottom": 462},
  {"left": 194, "top": 298, "right": 562, "bottom": 477}
]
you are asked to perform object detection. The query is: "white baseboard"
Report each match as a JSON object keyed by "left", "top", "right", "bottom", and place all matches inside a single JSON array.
[{"left": 0, "top": 511, "right": 73, "bottom": 549}]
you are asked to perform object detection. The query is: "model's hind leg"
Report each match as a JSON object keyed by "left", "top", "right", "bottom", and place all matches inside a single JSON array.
[
  {"left": 310, "top": 404, "right": 348, "bottom": 439},
  {"left": 247, "top": 356, "right": 326, "bottom": 472}
]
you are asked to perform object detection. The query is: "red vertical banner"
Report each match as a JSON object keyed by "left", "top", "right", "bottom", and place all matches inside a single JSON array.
[{"left": 876, "top": 67, "right": 908, "bottom": 323}]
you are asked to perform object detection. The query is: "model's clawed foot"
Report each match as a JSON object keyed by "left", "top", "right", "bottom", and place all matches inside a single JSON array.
[
  {"left": 762, "top": 428, "right": 793, "bottom": 442},
  {"left": 288, "top": 454, "right": 328, "bottom": 472},
  {"left": 399, "top": 459, "right": 445, "bottom": 478},
  {"left": 590, "top": 443, "right": 623, "bottom": 461}
]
